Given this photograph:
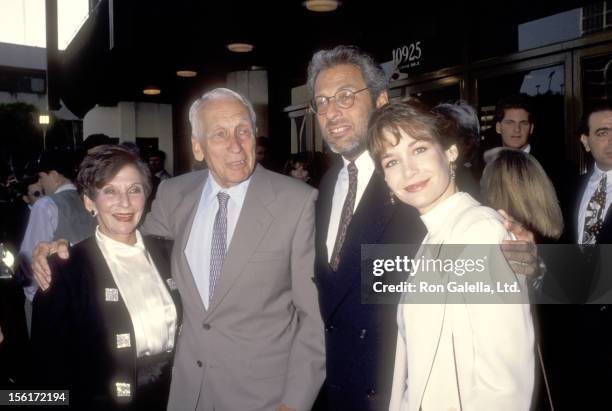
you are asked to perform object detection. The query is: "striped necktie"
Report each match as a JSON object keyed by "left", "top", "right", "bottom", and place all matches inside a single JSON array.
[{"left": 210, "top": 192, "right": 230, "bottom": 304}]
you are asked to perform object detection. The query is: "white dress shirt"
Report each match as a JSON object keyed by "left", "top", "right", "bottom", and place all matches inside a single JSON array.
[
  {"left": 522, "top": 144, "right": 531, "bottom": 154},
  {"left": 95, "top": 227, "right": 177, "bottom": 358},
  {"left": 185, "top": 173, "right": 251, "bottom": 309},
  {"left": 326, "top": 151, "right": 375, "bottom": 261},
  {"left": 577, "top": 165, "right": 612, "bottom": 243},
  {"left": 20, "top": 183, "right": 76, "bottom": 301}
]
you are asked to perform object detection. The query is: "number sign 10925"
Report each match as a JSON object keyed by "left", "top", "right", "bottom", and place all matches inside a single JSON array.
[{"left": 393, "top": 41, "right": 422, "bottom": 67}]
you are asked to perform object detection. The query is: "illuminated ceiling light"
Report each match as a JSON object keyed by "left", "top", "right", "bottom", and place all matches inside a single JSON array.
[
  {"left": 38, "top": 114, "right": 50, "bottom": 125},
  {"left": 303, "top": 0, "right": 341, "bottom": 12},
  {"left": 176, "top": 70, "right": 198, "bottom": 78},
  {"left": 143, "top": 86, "right": 161, "bottom": 95},
  {"left": 227, "top": 43, "right": 254, "bottom": 53}
]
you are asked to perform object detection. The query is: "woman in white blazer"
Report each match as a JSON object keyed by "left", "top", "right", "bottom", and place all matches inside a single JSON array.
[{"left": 367, "top": 101, "right": 535, "bottom": 411}]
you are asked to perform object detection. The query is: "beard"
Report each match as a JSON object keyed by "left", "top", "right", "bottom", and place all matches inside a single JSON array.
[{"left": 325, "top": 129, "right": 367, "bottom": 160}]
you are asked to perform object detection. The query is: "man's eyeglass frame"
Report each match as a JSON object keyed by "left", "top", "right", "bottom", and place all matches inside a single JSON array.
[{"left": 310, "top": 87, "right": 370, "bottom": 115}]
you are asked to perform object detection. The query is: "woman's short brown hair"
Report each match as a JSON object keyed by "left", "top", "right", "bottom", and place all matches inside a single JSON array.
[
  {"left": 77, "top": 144, "right": 152, "bottom": 200},
  {"left": 481, "top": 148, "right": 564, "bottom": 240},
  {"left": 367, "top": 101, "right": 460, "bottom": 169}
]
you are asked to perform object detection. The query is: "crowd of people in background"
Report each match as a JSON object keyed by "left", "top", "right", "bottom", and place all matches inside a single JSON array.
[{"left": 0, "top": 44, "right": 610, "bottom": 411}]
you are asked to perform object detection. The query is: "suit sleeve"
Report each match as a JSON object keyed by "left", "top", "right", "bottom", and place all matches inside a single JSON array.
[
  {"left": 141, "top": 179, "right": 173, "bottom": 239},
  {"left": 281, "top": 188, "right": 326, "bottom": 411},
  {"left": 30, "top": 258, "right": 91, "bottom": 396}
]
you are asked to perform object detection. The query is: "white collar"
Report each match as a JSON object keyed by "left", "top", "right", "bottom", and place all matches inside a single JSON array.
[
  {"left": 204, "top": 171, "right": 251, "bottom": 205},
  {"left": 591, "top": 164, "right": 612, "bottom": 182},
  {"left": 54, "top": 182, "right": 77, "bottom": 194},
  {"left": 420, "top": 192, "right": 474, "bottom": 234},
  {"left": 95, "top": 226, "right": 146, "bottom": 254},
  {"left": 341, "top": 150, "right": 375, "bottom": 174}
]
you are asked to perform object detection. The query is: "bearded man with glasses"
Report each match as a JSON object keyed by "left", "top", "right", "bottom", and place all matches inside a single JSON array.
[{"left": 307, "top": 45, "right": 425, "bottom": 411}]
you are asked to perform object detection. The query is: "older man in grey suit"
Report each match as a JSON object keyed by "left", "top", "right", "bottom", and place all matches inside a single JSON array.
[{"left": 33, "top": 88, "right": 325, "bottom": 411}]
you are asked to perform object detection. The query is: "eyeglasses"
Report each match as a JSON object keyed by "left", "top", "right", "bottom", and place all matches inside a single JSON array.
[{"left": 311, "top": 87, "right": 369, "bottom": 115}]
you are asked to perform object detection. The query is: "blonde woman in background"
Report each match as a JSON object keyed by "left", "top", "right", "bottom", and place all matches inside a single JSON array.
[{"left": 481, "top": 147, "right": 563, "bottom": 242}]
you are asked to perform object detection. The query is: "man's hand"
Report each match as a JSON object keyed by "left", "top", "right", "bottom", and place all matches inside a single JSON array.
[
  {"left": 498, "top": 209, "right": 538, "bottom": 276},
  {"left": 32, "top": 239, "right": 70, "bottom": 291},
  {"left": 276, "top": 405, "right": 296, "bottom": 411}
]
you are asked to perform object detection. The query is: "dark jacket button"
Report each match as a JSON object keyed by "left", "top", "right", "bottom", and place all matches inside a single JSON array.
[
  {"left": 203, "top": 323, "right": 211, "bottom": 330},
  {"left": 366, "top": 389, "right": 376, "bottom": 398}
]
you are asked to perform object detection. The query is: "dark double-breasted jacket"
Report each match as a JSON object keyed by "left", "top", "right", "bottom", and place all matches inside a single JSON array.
[
  {"left": 315, "top": 159, "right": 425, "bottom": 411},
  {"left": 31, "top": 235, "right": 182, "bottom": 410}
]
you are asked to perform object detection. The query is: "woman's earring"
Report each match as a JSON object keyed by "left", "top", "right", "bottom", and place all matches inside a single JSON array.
[
  {"left": 90, "top": 209, "right": 97, "bottom": 217},
  {"left": 450, "top": 161, "right": 456, "bottom": 182},
  {"left": 389, "top": 191, "right": 396, "bottom": 205}
]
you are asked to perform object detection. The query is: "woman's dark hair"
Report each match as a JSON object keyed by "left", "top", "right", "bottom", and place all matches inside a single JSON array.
[
  {"left": 76, "top": 144, "right": 152, "bottom": 200},
  {"left": 367, "top": 100, "right": 460, "bottom": 170},
  {"left": 283, "top": 152, "right": 310, "bottom": 175}
]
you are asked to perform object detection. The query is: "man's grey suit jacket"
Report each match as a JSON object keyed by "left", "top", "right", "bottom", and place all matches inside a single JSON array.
[{"left": 142, "top": 165, "right": 325, "bottom": 411}]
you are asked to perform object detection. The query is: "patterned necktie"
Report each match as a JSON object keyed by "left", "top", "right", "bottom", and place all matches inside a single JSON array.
[
  {"left": 330, "top": 162, "right": 358, "bottom": 271},
  {"left": 210, "top": 192, "right": 230, "bottom": 304},
  {"left": 582, "top": 173, "right": 607, "bottom": 245}
]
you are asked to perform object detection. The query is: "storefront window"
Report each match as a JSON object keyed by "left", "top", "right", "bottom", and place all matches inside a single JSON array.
[{"left": 475, "top": 2, "right": 612, "bottom": 60}]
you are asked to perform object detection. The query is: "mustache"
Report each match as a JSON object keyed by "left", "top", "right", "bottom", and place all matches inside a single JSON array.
[{"left": 326, "top": 120, "right": 352, "bottom": 128}]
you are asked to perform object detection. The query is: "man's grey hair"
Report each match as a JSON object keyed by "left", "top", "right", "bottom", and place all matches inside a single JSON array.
[
  {"left": 433, "top": 100, "right": 480, "bottom": 141},
  {"left": 307, "top": 45, "right": 388, "bottom": 104},
  {"left": 188, "top": 88, "right": 257, "bottom": 140}
]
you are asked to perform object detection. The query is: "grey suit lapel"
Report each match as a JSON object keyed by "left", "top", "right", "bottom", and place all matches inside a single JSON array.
[
  {"left": 177, "top": 171, "right": 209, "bottom": 314},
  {"left": 204, "top": 166, "right": 274, "bottom": 318}
]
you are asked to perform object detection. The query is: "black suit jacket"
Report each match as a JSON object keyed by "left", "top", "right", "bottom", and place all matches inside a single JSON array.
[
  {"left": 315, "top": 158, "right": 425, "bottom": 411},
  {"left": 538, "top": 170, "right": 612, "bottom": 410},
  {"left": 31, "top": 236, "right": 181, "bottom": 410},
  {"left": 0, "top": 276, "right": 31, "bottom": 389}
]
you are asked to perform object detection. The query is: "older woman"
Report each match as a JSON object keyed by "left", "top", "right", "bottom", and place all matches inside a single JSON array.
[
  {"left": 31, "top": 145, "right": 181, "bottom": 410},
  {"left": 367, "top": 101, "right": 535, "bottom": 411}
]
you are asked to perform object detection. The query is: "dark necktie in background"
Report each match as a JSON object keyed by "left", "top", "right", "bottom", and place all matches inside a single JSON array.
[
  {"left": 210, "top": 191, "right": 229, "bottom": 304},
  {"left": 330, "top": 162, "right": 358, "bottom": 271}
]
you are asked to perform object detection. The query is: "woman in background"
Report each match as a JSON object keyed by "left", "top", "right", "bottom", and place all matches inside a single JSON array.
[
  {"left": 481, "top": 147, "right": 563, "bottom": 242},
  {"left": 32, "top": 145, "right": 181, "bottom": 410},
  {"left": 367, "top": 101, "right": 535, "bottom": 411},
  {"left": 283, "top": 152, "right": 313, "bottom": 184}
]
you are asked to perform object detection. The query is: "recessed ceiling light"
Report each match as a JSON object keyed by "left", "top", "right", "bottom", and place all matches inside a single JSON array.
[
  {"left": 227, "top": 43, "right": 254, "bottom": 53},
  {"left": 176, "top": 70, "right": 198, "bottom": 78},
  {"left": 303, "top": 0, "right": 341, "bottom": 12},
  {"left": 143, "top": 86, "right": 161, "bottom": 95}
]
